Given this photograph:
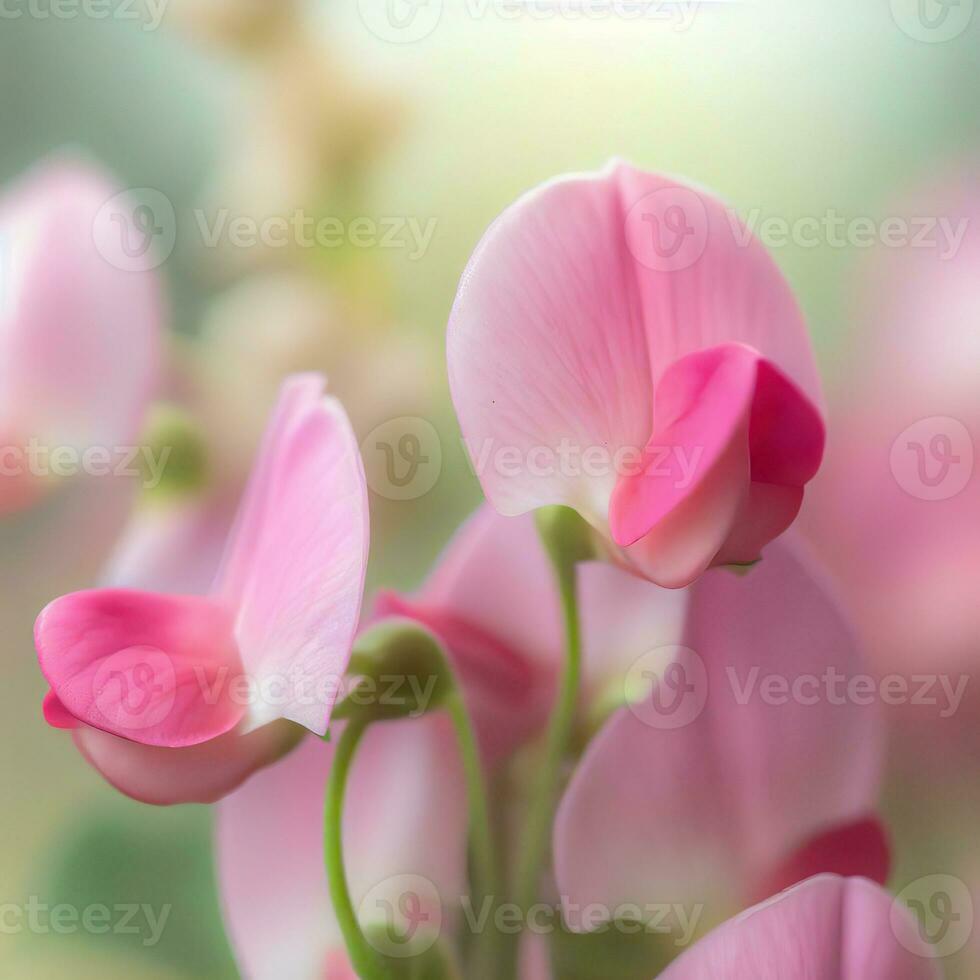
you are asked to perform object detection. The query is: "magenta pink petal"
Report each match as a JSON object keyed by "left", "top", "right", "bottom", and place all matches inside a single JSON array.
[
  {"left": 36, "top": 589, "right": 243, "bottom": 747},
  {"left": 554, "top": 538, "right": 883, "bottom": 926},
  {"left": 660, "top": 875, "right": 940, "bottom": 980}
]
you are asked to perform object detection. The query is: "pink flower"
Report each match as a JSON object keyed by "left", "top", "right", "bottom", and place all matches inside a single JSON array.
[
  {"left": 216, "top": 717, "right": 468, "bottom": 979},
  {"left": 447, "top": 162, "right": 825, "bottom": 588},
  {"left": 0, "top": 159, "right": 160, "bottom": 515},
  {"left": 801, "top": 169, "right": 980, "bottom": 747},
  {"left": 554, "top": 536, "right": 888, "bottom": 937},
  {"left": 35, "top": 374, "right": 369, "bottom": 804},
  {"left": 373, "top": 504, "right": 687, "bottom": 767},
  {"left": 660, "top": 874, "right": 939, "bottom": 979}
]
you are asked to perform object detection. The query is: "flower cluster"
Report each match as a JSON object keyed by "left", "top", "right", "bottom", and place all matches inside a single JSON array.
[{"left": 6, "top": 155, "right": 950, "bottom": 979}]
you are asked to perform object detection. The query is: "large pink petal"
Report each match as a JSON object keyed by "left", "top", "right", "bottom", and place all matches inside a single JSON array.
[
  {"left": 660, "top": 875, "right": 939, "bottom": 980},
  {"left": 554, "top": 538, "right": 882, "bottom": 928},
  {"left": 217, "top": 374, "right": 370, "bottom": 735},
  {"left": 448, "top": 162, "right": 822, "bottom": 544},
  {"left": 0, "top": 158, "right": 160, "bottom": 454},
  {"left": 36, "top": 589, "right": 243, "bottom": 747},
  {"left": 216, "top": 717, "right": 467, "bottom": 980}
]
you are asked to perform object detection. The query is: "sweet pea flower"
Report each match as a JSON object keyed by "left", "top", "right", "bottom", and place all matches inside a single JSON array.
[
  {"left": 660, "top": 874, "right": 939, "bottom": 980},
  {"left": 34, "top": 374, "right": 369, "bottom": 804},
  {"left": 554, "top": 537, "right": 888, "bottom": 945},
  {"left": 217, "top": 716, "right": 468, "bottom": 979},
  {"left": 373, "top": 504, "right": 687, "bottom": 768},
  {"left": 801, "top": 171, "right": 980, "bottom": 747},
  {"left": 0, "top": 159, "right": 160, "bottom": 516},
  {"left": 447, "top": 162, "right": 825, "bottom": 588}
]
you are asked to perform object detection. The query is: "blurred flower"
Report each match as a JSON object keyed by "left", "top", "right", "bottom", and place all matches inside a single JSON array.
[
  {"left": 166, "top": 0, "right": 299, "bottom": 51},
  {"left": 34, "top": 375, "right": 368, "bottom": 804},
  {"left": 447, "top": 162, "right": 825, "bottom": 588},
  {"left": 216, "top": 718, "right": 467, "bottom": 979},
  {"left": 373, "top": 504, "right": 687, "bottom": 767},
  {"left": 189, "top": 273, "right": 436, "bottom": 483},
  {"left": 801, "top": 169, "right": 980, "bottom": 750},
  {"left": 554, "top": 537, "right": 888, "bottom": 943},
  {"left": 0, "top": 159, "right": 160, "bottom": 516},
  {"left": 659, "top": 874, "right": 938, "bottom": 979}
]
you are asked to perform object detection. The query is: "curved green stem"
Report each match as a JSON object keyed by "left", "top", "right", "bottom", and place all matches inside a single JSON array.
[
  {"left": 445, "top": 691, "right": 500, "bottom": 978},
  {"left": 324, "top": 718, "right": 393, "bottom": 980},
  {"left": 512, "top": 521, "right": 584, "bottom": 956}
]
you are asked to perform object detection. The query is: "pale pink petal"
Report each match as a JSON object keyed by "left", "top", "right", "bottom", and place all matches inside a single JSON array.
[
  {"left": 0, "top": 159, "right": 160, "bottom": 454},
  {"left": 554, "top": 538, "right": 882, "bottom": 927},
  {"left": 36, "top": 589, "right": 243, "bottom": 747},
  {"left": 71, "top": 719, "right": 300, "bottom": 806},
  {"left": 660, "top": 875, "right": 940, "bottom": 980},
  {"left": 216, "top": 717, "right": 467, "bottom": 980},
  {"left": 218, "top": 374, "right": 370, "bottom": 735},
  {"left": 448, "top": 162, "right": 822, "bottom": 560},
  {"left": 102, "top": 495, "right": 236, "bottom": 596}
]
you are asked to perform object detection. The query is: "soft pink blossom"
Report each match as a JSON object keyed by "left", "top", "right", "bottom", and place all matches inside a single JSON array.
[
  {"left": 447, "top": 162, "right": 824, "bottom": 587},
  {"left": 35, "top": 374, "right": 368, "bottom": 803}
]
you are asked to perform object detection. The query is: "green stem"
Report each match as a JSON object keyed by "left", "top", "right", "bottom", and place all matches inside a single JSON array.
[
  {"left": 445, "top": 691, "right": 500, "bottom": 978},
  {"left": 324, "top": 718, "right": 393, "bottom": 980},
  {"left": 513, "top": 528, "right": 583, "bottom": 950}
]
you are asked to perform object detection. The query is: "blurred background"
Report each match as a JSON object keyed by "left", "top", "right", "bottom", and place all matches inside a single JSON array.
[{"left": 0, "top": 0, "right": 977, "bottom": 976}]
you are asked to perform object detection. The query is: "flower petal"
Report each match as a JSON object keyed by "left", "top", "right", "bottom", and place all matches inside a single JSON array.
[
  {"left": 0, "top": 159, "right": 160, "bottom": 454},
  {"left": 216, "top": 717, "right": 467, "bottom": 979},
  {"left": 217, "top": 374, "right": 370, "bottom": 735},
  {"left": 70, "top": 719, "right": 300, "bottom": 805},
  {"left": 36, "top": 589, "right": 243, "bottom": 747},
  {"left": 660, "top": 875, "right": 940, "bottom": 980},
  {"left": 554, "top": 538, "right": 883, "bottom": 928}
]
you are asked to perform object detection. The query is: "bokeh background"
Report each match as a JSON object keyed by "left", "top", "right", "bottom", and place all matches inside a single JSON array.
[{"left": 1, "top": 0, "right": 977, "bottom": 976}]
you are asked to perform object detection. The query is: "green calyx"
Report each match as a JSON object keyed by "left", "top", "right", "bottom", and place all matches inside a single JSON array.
[
  {"left": 332, "top": 622, "right": 456, "bottom": 725},
  {"left": 534, "top": 505, "right": 597, "bottom": 578},
  {"left": 138, "top": 404, "right": 209, "bottom": 500}
]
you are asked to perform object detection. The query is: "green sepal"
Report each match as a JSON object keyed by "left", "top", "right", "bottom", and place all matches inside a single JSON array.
[
  {"left": 332, "top": 622, "right": 456, "bottom": 725},
  {"left": 534, "top": 505, "right": 597, "bottom": 578}
]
